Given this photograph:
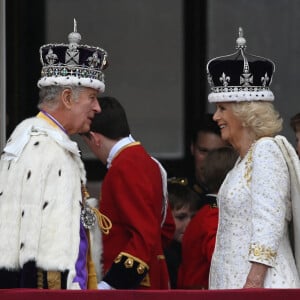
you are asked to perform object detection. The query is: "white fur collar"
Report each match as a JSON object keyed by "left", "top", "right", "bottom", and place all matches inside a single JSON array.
[{"left": 3, "top": 117, "right": 81, "bottom": 162}]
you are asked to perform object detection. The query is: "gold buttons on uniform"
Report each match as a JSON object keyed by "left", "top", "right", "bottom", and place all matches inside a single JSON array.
[
  {"left": 137, "top": 264, "right": 145, "bottom": 274},
  {"left": 124, "top": 258, "right": 134, "bottom": 268}
]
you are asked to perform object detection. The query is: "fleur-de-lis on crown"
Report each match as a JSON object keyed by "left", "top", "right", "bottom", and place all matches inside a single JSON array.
[
  {"left": 261, "top": 72, "right": 269, "bottom": 87},
  {"left": 240, "top": 73, "right": 253, "bottom": 86},
  {"left": 220, "top": 72, "right": 230, "bottom": 87},
  {"left": 46, "top": 48, "right": 58, "bottom": 65}
]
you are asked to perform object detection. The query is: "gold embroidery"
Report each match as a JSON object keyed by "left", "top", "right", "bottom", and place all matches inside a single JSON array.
[
  {"left": 244, "top": 142, "right": 255, "bottom": 187},
  {"left": 47, "top": 271, "right": 62, "bottom": 289},
  {"left": 140, "top": 274, "right": 150, "bottom": 287},
  {"left": 114, "top": 252, "right": 150, "bottom": 274},
  {"left": 249, "top": 244, "right": 277, "bottom": 261},
  {"left": 117, "top": 252, "right": 149, "bottom": 269},
  {"left": 112, "top": 142, "right": 141, "bottom": 164},
  {"left": 114, "top": 254, "right": 122, "bottom": 264},
  {"left": 37, "top": 269, "right": 43, "bottom": 289},
  {"left": 157, "top": 255, "right": 165, "bottom": 260},
  {"left": 37, "top": 269, "right": 62, "bottom": 289}
]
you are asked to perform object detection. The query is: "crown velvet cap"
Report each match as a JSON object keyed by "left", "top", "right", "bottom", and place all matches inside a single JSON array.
[
  {"left": 37, "top": 19, "right": 108, "bottom": 92},
  {"left": 207, "top": 27, "right": 275, "bottom": 103}
]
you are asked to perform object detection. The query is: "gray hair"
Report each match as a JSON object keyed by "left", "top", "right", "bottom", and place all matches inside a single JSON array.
[{"left": 37, "top": 85, "right": 85, "bottom": 110}]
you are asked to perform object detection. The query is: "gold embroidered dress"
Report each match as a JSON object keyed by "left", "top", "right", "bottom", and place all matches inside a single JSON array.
[{"left": 209, "top": 137, "right": 300, "bottom": 289}]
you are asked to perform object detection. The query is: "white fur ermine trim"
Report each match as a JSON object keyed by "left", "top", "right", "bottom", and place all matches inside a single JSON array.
[
  {"left": 37, "top": 76, "right": 105, "bottom": 92},
  {"left": 86, "top": 197, "right": 103, "bottom": 282},
  {"left": 208, "top": 90, "right": 274, "bottom": 103}
]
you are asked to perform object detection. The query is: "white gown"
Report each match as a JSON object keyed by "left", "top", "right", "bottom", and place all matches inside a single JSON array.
[{"left": 209, "top": 136, "right": 300, "bottom": 289}]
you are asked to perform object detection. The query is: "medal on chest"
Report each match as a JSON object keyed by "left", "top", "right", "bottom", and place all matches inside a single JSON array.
[
  {"left": 81, "top": 204, "right": 97, "bottom": 229},
  {"left": 81, "top": 184, "right": 97, "bottom": 229},
  {"left": 80, "top": 183, "right": 112, "bottom": 234}
]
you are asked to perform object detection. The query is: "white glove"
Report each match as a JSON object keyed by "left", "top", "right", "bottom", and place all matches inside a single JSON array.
[{"left": 97, "top": 281, "right": 114, "bottom": 290}]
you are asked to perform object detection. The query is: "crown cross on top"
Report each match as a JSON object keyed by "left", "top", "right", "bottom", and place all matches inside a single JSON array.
[
  {"left": 240, "top": 73, "right": 253, "bottom": 86},
  {"left": 66, "top": 43, "right": 80, "bottom": 65},
  {"left": 220, "top": 72, "right": 230, "bottom": 87}
]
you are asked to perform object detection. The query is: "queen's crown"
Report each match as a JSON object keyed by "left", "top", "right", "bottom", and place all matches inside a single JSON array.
[{"left": 206, "top": 27, "right": 275, "bottom": 103}]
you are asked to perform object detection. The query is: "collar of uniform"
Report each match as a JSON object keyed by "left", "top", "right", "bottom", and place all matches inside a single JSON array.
[{"left": 107, "top": 134, "right": 139, "bottom": 169}]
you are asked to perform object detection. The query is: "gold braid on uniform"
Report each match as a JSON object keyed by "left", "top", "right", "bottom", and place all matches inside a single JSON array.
[
  {"left": 91, "top": 207, "right": 112, "bottom": 235},
  {"left": 103, "top": 252, "right": 150, "bottom": 289},
  {"left": 81, "top": 184, "right": 112, "bottom": 235}
]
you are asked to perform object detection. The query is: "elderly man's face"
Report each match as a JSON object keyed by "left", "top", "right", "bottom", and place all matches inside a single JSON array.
[{"left": 68, "top": 87, "right": 101, "bottom": 135}]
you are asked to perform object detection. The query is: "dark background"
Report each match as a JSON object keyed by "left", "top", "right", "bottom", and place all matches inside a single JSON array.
[
  {"left": 5, "top": 0, "right": 206, "bottom": 181},
  {"left": 5, "top": 0, "right": 299, "bottom": 183}
]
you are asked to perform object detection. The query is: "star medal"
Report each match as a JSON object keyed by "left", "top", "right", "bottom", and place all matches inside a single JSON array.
[{"left": 81, "top": 204, "right": 96, "bottom": 229}]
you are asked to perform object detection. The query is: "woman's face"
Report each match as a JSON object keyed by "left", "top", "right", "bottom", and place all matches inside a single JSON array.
[
  {"left": 172, "top": 206, "right": 196, "bottom": 243},
  {"left": 213, "top": 102, "right": 244, "bottom": 145}
]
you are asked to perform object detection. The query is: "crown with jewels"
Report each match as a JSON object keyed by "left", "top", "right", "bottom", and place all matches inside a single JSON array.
[
  {"left": 206, "top": 27, "right": 275, "bottom": 103},
  {"left": 37, "top": 19, "right": 108, "bottom": 92}
]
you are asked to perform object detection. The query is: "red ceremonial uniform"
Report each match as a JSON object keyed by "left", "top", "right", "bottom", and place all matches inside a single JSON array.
[
  {"left": 177, "top": 196, "right": 218, "bottom": 289},
  {"left": 100, "top": 143, "right": 174, "bottom": 289}
]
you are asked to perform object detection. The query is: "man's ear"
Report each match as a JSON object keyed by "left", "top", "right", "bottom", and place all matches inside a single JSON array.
[
  {"left": 61, "top": 88, "right": 73, "bottom": 109},
  {"left": 89, "top": 131, "right": 101, "bottom": 147}
]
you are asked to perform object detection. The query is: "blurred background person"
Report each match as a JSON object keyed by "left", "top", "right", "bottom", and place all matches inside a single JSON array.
[
  {"left": 178, "top": 146, "right": 238, "bottom": 289},
  {"left": 164, "top": 178, "right": 200, "bottom": 288},
  {"left": 290, "top": 112, "right": 300, "bottom": 157},
  {"left": 189, "top": 114, "right": 228, "bottom": 195}
]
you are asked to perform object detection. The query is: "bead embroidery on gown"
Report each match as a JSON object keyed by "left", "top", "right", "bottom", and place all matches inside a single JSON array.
[{"left": 209, "top": 137, "right": 300, "bottom": 289}]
